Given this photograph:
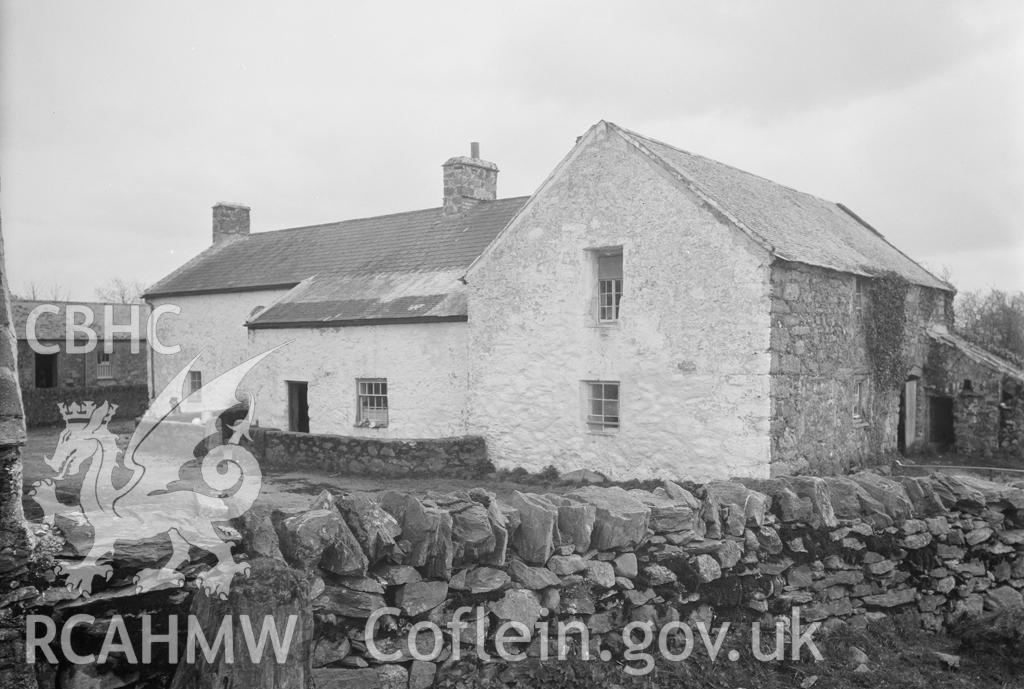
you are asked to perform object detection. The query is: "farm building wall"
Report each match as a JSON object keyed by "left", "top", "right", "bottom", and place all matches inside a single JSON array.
[
  {"left": 466, "top": 122, "right": 774, "bottom": 481},
  {"left": 768, "top": 261, "right": 953, "bottom": 475},
  {"left": 149, "top": 290, "right": 472, "bottom": 439}
]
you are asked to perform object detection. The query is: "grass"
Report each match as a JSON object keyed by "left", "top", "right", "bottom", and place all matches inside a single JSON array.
[{"left": 439, "top": 617, "right": 1024, "bottom": 689}]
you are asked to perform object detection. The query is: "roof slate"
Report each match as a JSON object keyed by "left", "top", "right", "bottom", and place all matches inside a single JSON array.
[
  {"left": 927, "top": 327, "right": 1024, "bottom": 382},
  {"left": 12, "top": 300, "right": 150, "bottom": 341},
  {"left": 148, "top": 121, "right": 951, "bottom": 330},
  {"left": 612, "top": 124, "right": 951, "bottom": 291},
  {"left": 146, "top": 198, "right": 529, "bottom": 298}
]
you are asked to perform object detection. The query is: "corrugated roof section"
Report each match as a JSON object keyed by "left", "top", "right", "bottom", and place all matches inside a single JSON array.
[
  {"left": 145, "top": 197, "right": 530, "bottom": 298},
  {"left": 248, "top": 270, "right": 469, "bottom": 327},
  {"left": 612, "top": 124, "right": 951, "bottom": 291}
]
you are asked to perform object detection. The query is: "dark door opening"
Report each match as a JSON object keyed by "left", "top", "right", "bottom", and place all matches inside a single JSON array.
[
  {"left": 929, "top": 395, "right": 955, "bottom": 449},
  {"left": 287, "top": 381, "right": 309, "bottom": 433},
  {"left": 34, "top": 353, "right": 58, "bottom": 388},
  {"left": 897, "top": 387, "right": 906, "bottom": 454}
]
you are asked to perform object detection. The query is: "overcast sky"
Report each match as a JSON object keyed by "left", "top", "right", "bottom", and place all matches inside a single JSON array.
[{"left": 2, "top": 1, "right": 1022, "bottom": 300}]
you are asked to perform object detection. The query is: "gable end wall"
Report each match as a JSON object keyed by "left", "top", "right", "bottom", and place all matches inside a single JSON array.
[{"left": 467, "top": 124, "right": 773, "bottom": 481}]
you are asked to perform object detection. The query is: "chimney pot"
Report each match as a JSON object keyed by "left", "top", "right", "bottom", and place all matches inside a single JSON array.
[
  {"left": 470, "top": 142, "right": 480, "bottom": 159},
  {"left": 212, "top": 202, "right": 250, "bottom": 244}
]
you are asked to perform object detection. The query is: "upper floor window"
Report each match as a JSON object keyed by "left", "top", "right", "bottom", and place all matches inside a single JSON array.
[
  {"left": 597, "top": 250, "right": 623, "bottom": 322},
  {"left": 357, "top": 378, "right": 389, "bottom": 428},
  {"left": 854, "top": 277, "right": 868, "bottom": 312},
  {"left": 853, "top": 377, "right": 868, "bottom": 422},
  {"left": 585, "top": 381, "right": 620, "bottom": 432}
]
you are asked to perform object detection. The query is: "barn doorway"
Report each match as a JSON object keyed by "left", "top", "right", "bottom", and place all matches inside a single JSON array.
[
  {"left": 928, "top": 395, "right": 955, "bottom": 449},
  {"left": 287, "top": 381, "right": 309, "bottom": 433},
  {"left": 34, "top": 352, "right": 57, "bottom": 388}
]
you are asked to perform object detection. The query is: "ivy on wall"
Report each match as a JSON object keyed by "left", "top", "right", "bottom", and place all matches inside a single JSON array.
[{"left": 864, "top": 272, "right": 910, "bottom": 390}]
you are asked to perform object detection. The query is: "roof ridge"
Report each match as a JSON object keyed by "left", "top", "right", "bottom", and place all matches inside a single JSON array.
[
  {"left": 609, "top": 122, "right": 951, "bottom": 292},
  {"left": 611, "top": 123, "right": 839, "bottom": 205},
  {"left": 249, "top": 196, "right": 533, "bottom": 238},
  {"left": 607, "top": 122, "right": 775, "bottom": 254}
]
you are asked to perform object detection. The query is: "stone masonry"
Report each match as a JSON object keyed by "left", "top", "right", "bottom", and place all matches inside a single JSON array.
[{"left": 7, "top": 469, "right": 1024, "bottom": 687}]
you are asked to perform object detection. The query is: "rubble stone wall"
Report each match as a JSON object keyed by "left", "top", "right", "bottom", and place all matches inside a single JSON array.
[
  {"left": 769, "top": 261, "right": 953, "bottom": 475},
  {"left": 467, "top": 121, "right": 773, "bottom": 481},
  {"left": 249, "top": 427, "right": 491, "bottom": 478},
  {"left": 9, "top": 470, "right": 1024, "bottom": 688},
  {"left": 16, "top": 340, "right": 148, "bottom": 394},
  {"left": 923, "top": 341, "right": 1023, "bottom": 458}
]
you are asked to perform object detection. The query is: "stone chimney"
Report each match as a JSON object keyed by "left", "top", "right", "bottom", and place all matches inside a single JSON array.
[
  {"left": 212, "top": 202, "right": 250, "bottom": 244},
  {"left": 442, "top": 142, "right": 498, "bottom": 215}
]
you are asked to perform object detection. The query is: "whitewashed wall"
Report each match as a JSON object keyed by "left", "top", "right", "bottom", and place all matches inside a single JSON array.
[
  {"left": 465, "top": 124, "right": 774, "bottom": 480},
  {"left": 149, "top": 291, "right": 470, "bottom": 438}
]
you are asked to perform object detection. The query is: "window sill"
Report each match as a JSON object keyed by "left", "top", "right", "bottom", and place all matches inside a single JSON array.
[
  {"left": 587, "top": 428, "right": 619, "bottom": 436},
  {"left": 589, "top": 321, "right": 621, "bottom": 329}
]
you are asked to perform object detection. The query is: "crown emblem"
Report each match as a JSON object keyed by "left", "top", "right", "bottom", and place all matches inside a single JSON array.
[{"left": 57, "top": 401, "right": 118, "bottom": 429}]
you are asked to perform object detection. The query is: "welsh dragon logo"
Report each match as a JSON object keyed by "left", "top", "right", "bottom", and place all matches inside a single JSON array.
[{"left": 28, "top": 347, "right": 284, "bottom": 599}]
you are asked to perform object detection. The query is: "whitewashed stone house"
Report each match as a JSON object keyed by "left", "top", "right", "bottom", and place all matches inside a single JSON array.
[{"left": 146, "top": 121, "right": 1022, "bottom": 480}]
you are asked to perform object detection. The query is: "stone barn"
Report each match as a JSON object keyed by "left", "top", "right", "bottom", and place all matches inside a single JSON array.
[
  {"left": 11, "top": 300, "right": 150, "bottom": 426},
  {"left": 145, "top": 121, "right": 1020, "bottom": 480}
]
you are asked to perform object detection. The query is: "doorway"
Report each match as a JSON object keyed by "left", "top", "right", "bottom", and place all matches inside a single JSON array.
[
  {"left": 928, "top": 395, "right": 955, "bottom": 449},
  {"left": 287, "top": 381, "right": 309, "bottom": 433},
  {"left": 898, "top": 379, "right": 918, "bottom": 454},
  {"left": 34, "top": 353, "right": 58, "bottom": 388}
]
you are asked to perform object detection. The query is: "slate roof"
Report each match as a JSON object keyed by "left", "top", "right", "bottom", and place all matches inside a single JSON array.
[
  {"left": 148, "top": 121, "right": 950, "bottom": 330},
  {"left": 12, "top": 300, "right": 150, "bottom": 341},
  {"left": 927, "top": 327, "right": 1024, "bottom": 382},
  {"left": 612, "top": 123, "right": 951, "bottom": 291},
  {"left": 146, "top": 198, "right": 529, "bottom": 299}
]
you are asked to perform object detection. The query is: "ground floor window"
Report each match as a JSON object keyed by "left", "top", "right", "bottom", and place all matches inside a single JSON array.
[
  {"left": 585, "top": 380, "right": 619, "bottom": 431},
  {"left": 97, "top": 349, "right": 112, "bottom": 379},
  {"left": 188, "top": 370, "right": 203, "bottom": 401},
  {"left": 357, "top": 378, "right": 388, "bottom": 428}
]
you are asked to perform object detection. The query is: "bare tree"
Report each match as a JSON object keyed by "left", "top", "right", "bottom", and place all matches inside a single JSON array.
[
  {"left": 94, "top": 277, "right": 146, "bottom": 304},
  {"left": 14, "top": 280, "right": 67, "bottom": 301},
  {"left": 956, "top": 289, "right": 1024, "bottom": 364}
]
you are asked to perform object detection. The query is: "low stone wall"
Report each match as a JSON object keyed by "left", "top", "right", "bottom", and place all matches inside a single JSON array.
[
  {"left": 7, "top": 470, "right": 1024, "bottom": 687},
  {"left": 249, "top": 427, "right": 491, "bottom": 478},
  {"left": 22, "top": 384, "right": 148, "bottom": 427}
]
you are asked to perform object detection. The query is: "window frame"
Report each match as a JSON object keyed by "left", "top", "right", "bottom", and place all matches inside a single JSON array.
[
  {"left": 584, "top": 380, "right": 620, "bottom": 433},
  {"left": 356, "top": 378, "right": 389, "bottom": 428},
  {"left": 854, "top": 277, "right": 868, "bottom": 313},
  {"left": 188, "top": 370, "right": 203, "bottom": 401},
  {"left": 853, "top": 377, "right": 869, "bottom": 423},
  {"left": 592, "top": 248, "right": 623, "bottom": 324},
  {"left": 96, "top": 349, "right": 112, "bottom": 379}
]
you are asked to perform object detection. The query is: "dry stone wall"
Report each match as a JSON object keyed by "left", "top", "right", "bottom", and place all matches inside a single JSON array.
[
  {"left": 249, "top": 428, "right": 491, "bottom": 478},
  {"left": 7, "top": 470, "right": 1024, "bottom": 688}
]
